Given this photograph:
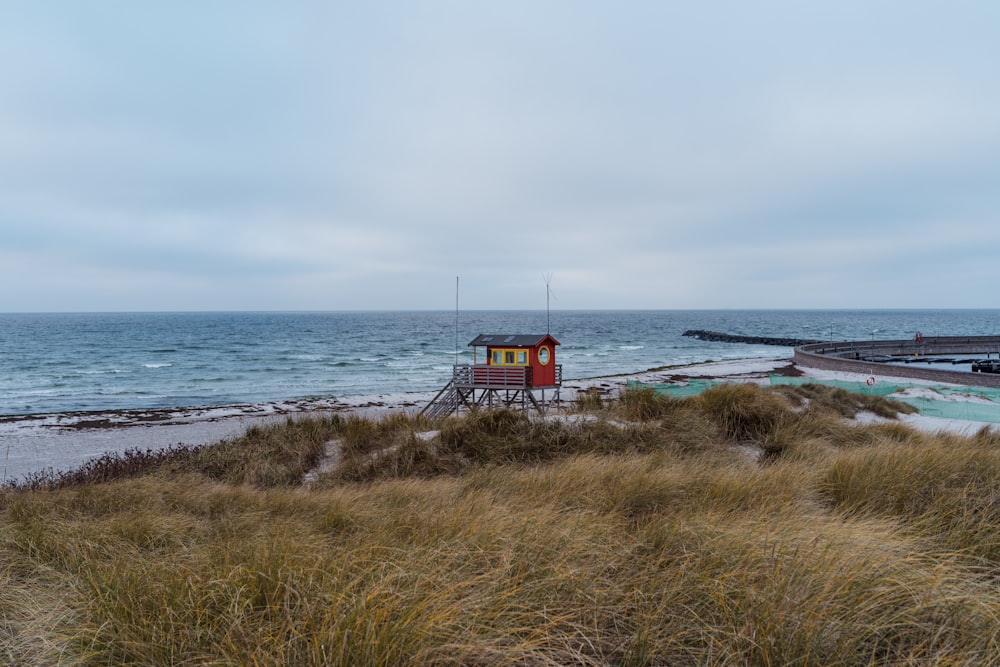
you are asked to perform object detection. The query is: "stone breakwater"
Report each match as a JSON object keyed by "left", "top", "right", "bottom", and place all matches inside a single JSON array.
[{"left": 682, "top": 330, "right": 824, "bottom": 347}]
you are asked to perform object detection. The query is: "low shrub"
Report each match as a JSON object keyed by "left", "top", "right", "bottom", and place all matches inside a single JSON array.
[
  {"left": 696, "top": 383, "right": 792, "bottom": 444},
  {"left": 617, "top": 387, "right": 682, "bottom": 421},
  {"left": 5, "top": 445, "right": 197, "bottom": 491},
  {"left": 775, "top": 382, "right": 917, "bottom": 420},
  {"left": 573, "top": 387, "right": 606, "bottom": 412}
]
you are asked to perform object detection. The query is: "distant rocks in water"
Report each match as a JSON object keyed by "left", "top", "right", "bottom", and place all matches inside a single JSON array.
[{"left": 682, "top": 330, "right": 824, "bottom": 347}]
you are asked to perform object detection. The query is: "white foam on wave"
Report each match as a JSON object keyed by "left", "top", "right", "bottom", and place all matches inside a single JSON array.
[{"left": 144, "top": 363, "right": 172, "bottom": 369}]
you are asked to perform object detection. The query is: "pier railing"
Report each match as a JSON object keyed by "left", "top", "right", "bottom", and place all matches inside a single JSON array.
[{"left": 800, "top": 336, "right": 1000, "bottom": 360}]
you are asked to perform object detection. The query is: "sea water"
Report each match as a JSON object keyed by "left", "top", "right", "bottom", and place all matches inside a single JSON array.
[{"left": 2, "top": 309, "right": 999, "bottom": 417}]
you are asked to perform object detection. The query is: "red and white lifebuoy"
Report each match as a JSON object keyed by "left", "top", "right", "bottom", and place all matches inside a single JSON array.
[
  {"left": 866, "top": 376, "right": 876, "bottom": 387},
  {"left": 915, "top": 331, "right": 923, "bottom": 344}
]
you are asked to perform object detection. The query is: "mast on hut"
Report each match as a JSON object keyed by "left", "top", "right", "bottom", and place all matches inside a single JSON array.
[{"left": 421, "top": 333, "right": 562, "bottom": 418}]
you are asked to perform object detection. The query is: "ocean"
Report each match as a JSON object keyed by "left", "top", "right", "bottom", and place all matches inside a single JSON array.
[{"left": 3, "top": 309, "right": 1000, "bottom": 417}]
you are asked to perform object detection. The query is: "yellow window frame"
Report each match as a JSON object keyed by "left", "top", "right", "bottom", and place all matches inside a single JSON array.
[{"left": 491, "top": 348, "right": 530, "bottom": 366}]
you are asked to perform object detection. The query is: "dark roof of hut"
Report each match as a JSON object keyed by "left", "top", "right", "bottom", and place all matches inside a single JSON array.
[{"left": 467, "top": 334, "right": 560, "bottom": 348}]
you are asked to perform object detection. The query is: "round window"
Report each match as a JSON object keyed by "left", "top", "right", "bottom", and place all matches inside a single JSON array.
[{"left": 538, "top": 346, "right": 550, "bottom": 365}]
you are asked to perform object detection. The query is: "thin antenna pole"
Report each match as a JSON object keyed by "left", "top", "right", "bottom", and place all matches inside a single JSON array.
[
  {"left": 543, "top": 273, "right": 552, "bottom": 334},
  {"left": 455, "top": 276, "right": 459, "bottom": 363}
]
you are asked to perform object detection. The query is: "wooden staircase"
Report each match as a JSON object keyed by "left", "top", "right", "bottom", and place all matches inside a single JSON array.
[{"left": 420, "top": 380, "right": 468, "bottom": 419}]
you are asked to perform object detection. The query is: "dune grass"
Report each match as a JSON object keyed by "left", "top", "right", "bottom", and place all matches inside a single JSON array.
[{"left": 2, "top": 383, "right": 1000, "bottom": 664}]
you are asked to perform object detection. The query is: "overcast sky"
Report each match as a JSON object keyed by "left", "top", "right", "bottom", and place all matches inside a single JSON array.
[{"left": 3, "top": 2, "right": 999, "bottom": 312}]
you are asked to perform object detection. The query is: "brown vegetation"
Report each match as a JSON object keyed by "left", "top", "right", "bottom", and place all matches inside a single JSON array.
[{"left": 2, "top": 383, "right": 1000, "bottom": 665}]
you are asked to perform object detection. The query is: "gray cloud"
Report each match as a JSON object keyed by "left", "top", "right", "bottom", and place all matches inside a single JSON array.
[{"left": 2, "top": 1, "right": 999, "bottom": 311}]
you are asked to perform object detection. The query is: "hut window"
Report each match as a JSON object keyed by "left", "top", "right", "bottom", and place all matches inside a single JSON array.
[
  {"left": 538, "top": 346, "right": 551, "bottom": 365},
  {"left": 490, "top": 348, "right": 530, "bottom": 365}
]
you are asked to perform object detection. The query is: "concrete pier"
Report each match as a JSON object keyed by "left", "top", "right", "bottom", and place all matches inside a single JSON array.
[{"left": 794, "top": 335, "right": 1000, "bottom": 387}]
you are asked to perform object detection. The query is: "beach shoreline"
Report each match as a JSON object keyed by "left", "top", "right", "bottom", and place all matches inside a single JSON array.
[{"left": 3, "top": 355, "right": 997, "bottom": 483}]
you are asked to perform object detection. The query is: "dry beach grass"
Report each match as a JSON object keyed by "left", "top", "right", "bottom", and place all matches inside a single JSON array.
[{"left": 4, "top": 384, "right": 1000, "bottom": 664}]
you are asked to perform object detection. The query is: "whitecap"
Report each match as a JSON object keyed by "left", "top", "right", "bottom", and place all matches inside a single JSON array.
[{"left": 144, "top": 363, "right": 173, "bottom": 369}]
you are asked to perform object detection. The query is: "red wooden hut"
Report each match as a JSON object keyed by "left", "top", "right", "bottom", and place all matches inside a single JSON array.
[{"left": 422, "top": 333, "right": 562, "bottom": 417}]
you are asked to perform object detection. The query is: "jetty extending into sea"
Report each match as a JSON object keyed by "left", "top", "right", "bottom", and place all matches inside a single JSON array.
[
  {"left": 685, "top": 330, "right": 1000, "bottom": 388},
  {"left": 795, "top": 335, "right": 1000, "bottom": 387}
]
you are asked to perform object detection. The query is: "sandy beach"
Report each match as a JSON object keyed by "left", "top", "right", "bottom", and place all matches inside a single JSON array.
[{"left": 3, "top": 355, "right": 997, "bottom": 483}]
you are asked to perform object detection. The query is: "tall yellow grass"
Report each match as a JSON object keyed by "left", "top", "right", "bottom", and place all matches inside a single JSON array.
[{"left": 2, "top": 383, "right": 1000, "bottom": 665}]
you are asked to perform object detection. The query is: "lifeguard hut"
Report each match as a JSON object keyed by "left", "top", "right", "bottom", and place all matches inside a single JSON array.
[{"left": 421, "top": 333, "right": 562, "bottom": 418}]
